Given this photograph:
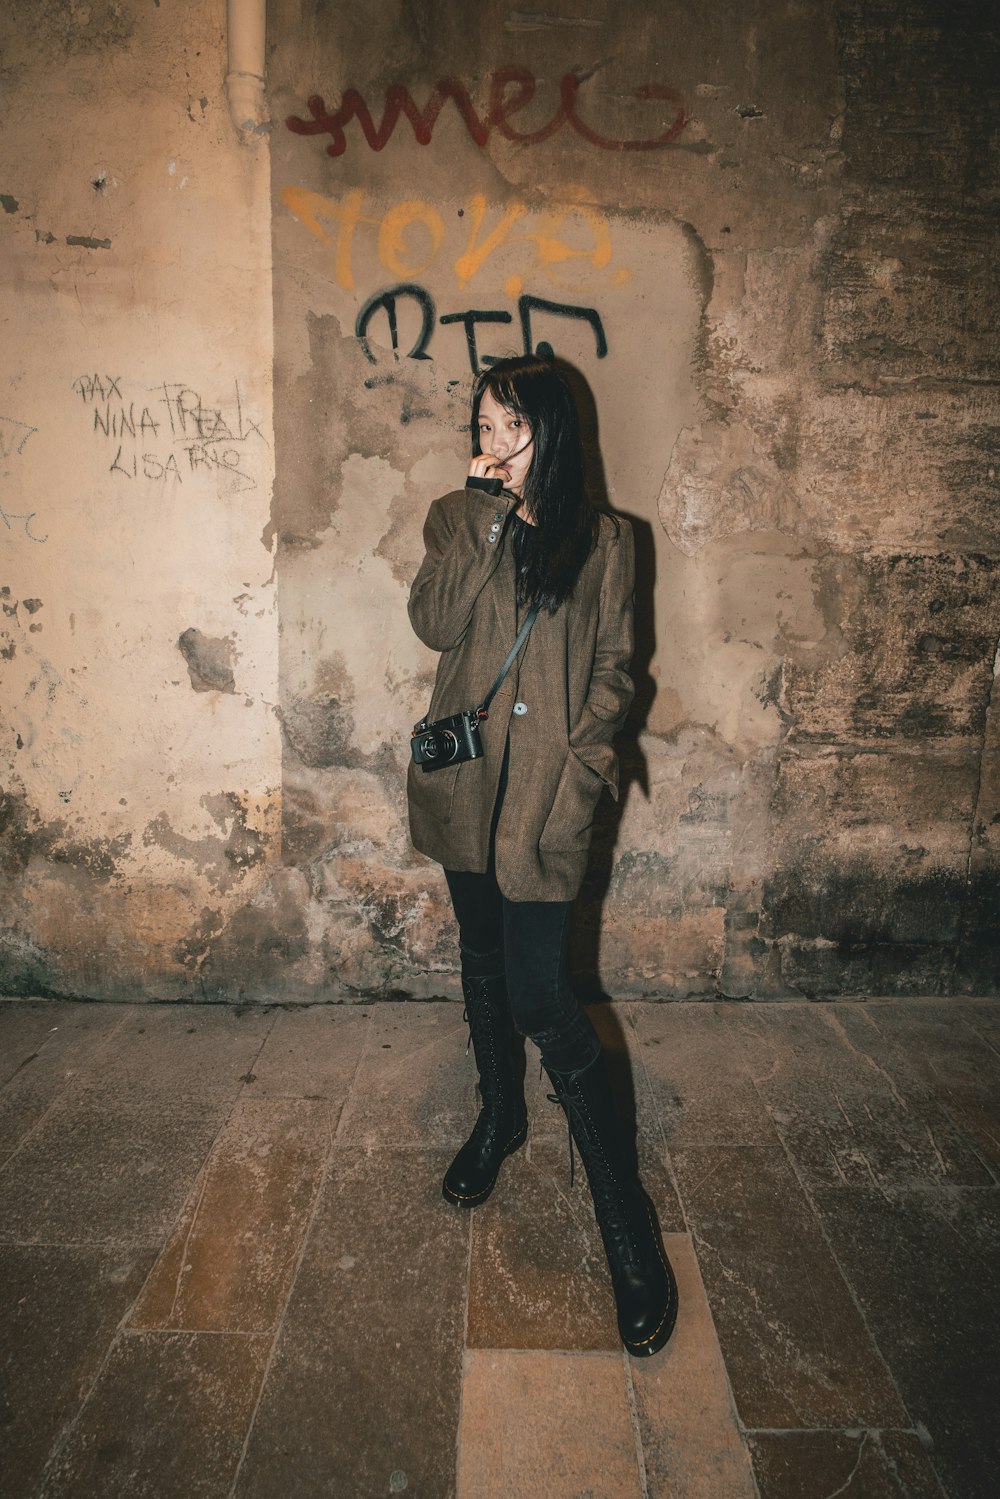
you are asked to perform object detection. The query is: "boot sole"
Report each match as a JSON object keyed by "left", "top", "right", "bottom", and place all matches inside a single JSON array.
[{"left": 441, "top": 1125, "right": 527, "bottom": 1209}]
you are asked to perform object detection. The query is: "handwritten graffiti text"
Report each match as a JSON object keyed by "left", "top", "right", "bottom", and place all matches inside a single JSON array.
[
  {"left": 71, "top": 376, "right": 267, "bottom": 491},
  {"left": 287, "top": 68, "right": 686, "bottom": 157},
  {"left": 0, "top": 415, "right": 44, "bottom": 543},
  {"left": 281, "top": 183, "right": 628, "bottom": 296},
  {"left": 355, "top": 283, "right": 608, "bottom": 374}
]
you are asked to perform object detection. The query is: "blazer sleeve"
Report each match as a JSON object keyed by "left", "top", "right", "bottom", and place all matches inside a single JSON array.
[
  {"left": 408, "top": 487, "right": 518, "bottom": 651},
  {"left": 568, "top": 519, "right": 636, "bottom": 794}
]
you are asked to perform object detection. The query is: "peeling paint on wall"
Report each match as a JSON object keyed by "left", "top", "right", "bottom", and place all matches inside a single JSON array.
[{"left": 177, "top": 630, "right": 237, "bottom": 695}]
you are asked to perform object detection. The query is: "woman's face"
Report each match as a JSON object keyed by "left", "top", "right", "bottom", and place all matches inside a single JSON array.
[{"left": 476, "top": 390, "right": 534, "bottom": 496}]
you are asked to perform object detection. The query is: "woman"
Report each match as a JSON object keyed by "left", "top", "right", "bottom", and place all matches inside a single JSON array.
[{"left": 407, "top": 354, "right": 677, "bottom": 1357}]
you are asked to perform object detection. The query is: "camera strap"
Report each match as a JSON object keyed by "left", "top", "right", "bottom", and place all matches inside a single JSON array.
[{"left": 475, "top": 604, "right": 540, "bottom": 720}]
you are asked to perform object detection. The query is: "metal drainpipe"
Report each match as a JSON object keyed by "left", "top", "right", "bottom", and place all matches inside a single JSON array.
[{"left": 226, "top": 0, "right": 267, "bottom": 141}]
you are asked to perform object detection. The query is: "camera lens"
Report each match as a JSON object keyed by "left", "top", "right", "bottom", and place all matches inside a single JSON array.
[
  {"left": 423, "top": 735, "right": 439, "bottom": 759},
  {"left": 441, "top": 731, "right": 458, "bottom": 761}
]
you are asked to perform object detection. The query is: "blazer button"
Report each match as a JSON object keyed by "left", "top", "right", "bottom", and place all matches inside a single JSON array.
[
  {"left": 487, "top": 534, "right": 497, "bottom": 544},
  {"left": 513, "top": 701, "right": 528, "bottom": 716},
  {"left": 493, "top": 512, "right": 503, "bottom": 522},
  {"left": 490, "top": 522, "right": 501, "bottom": 533}
]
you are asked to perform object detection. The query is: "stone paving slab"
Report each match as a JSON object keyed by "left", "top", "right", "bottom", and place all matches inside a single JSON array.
[
  {"left": 456, "top": 1349, "right": 643, "bottom": 1499},
  {"left": 0, "top": 1001, "right": 129, "bottom": 1089},
  {"left": 746, "top": 1430, "right": 947, "bottom": 1499},
  {"left": 129, "top": 1096, "right": 332, "bottom": 1333},
  {"left": 336, "top": 1001, "right": 477, "bottom": 1148},
  {"left": 467, "top": 1143, "right": 620, "bottom": 1352},
  {"left": 631, "top": 1233, "right": 757, "bottom": 1499},
  {"left": 0, "top": 1243, "right": 156, "bottom": 1497},
  {"left": 37, "top": 1330, "right": 270, "bottom": 1499},
  {"left": 233, "top": 1146, "right": 469, "bottom": 1499},
  {"left": 858, "top": 1001, "right": 1000, "bottom": 1174},
  {"left": 811, "top": 1182, "right": 1000, "bottom": 1499},
  {"left": 0, "top": 1092, "right": 227, "bottom": 1247},
  {"left": 671, "top": 1143, "right": 907, "bottom": 1428},
  {"left": 64, "top": 1004, "right": 274, "bottom": 1110},
  {"left": 634, "top": 1002, "right": 780, "bottom": 1148},
  {"left": 726, "top": 1003, "right": 993, "bottom": 1191},
  {"left": 247, "top": 1004, "right": 370, "bottom": 1100},
  {"left": 0, "top": 1002, "right": 131, "bottom": 1161}
]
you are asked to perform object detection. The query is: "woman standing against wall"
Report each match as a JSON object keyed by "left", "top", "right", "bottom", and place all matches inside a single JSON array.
[{"left": 407, "top": 354, "right": 676, "bottom": 1357}]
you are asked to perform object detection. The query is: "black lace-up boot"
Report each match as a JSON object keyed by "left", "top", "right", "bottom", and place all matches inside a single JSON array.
[
  {"left": 545, "top": 1050, "right": 677, "bottom": 1356},
  {"left": 443, "top": 969, "right": 528, "bottom": 1208}
]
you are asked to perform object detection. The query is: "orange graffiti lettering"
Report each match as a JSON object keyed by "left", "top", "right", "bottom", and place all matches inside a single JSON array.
[{"left": 281, "top": 185, "right": 629, "bottom": 295}]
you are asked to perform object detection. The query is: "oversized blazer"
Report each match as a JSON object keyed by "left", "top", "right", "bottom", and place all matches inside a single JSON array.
[{"left": 407, "top": 483, "right": 635, "bottom": 902}]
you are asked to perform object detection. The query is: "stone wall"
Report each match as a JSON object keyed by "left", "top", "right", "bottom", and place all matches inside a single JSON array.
[
  {"left": 0, "top": 1, "right": 279, "bottom": 1000},
  {"left": 2, "top": 0, "right": 997, "bottom": 1002}
]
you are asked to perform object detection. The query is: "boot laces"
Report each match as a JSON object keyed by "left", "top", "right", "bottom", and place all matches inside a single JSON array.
[{"left": 546, "top": 1079, "right": 642, "bottom": 1265}]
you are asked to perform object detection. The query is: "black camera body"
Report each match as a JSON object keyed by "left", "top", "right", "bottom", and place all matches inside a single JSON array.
[{"left": 411, "top": 710, "right": 484, "bottom": 772}]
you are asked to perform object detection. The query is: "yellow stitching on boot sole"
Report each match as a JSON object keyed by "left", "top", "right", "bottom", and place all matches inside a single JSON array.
[{"left": 443, "top": 1123, "right": 528, "bottom": 1200}]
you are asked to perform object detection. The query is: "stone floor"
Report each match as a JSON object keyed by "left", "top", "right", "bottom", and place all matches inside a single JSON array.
[{"left": 1, "top": 998, "right": 999, "bottom": 1499}]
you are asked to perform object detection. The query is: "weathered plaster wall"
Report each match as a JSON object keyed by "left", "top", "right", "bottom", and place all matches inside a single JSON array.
[
  {"left": 1, "top": 1, "right": 279, "bottom": 999},
  {"left": 3, "top": 0, "right": 997, "bottom": 1003},
  {"left": 250, "top": 0, "right": 998, "bottom": 1003}
]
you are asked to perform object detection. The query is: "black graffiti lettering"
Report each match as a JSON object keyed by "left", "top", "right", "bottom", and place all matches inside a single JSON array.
[
  {"left": 95, "top": 403, "right": 138, "bottom": 440},
  {"left": 234, "top": 382, "right": 264, "bottom": 442},
  {"left": 72, "top": 374, "right": 122, "bottom": 403},
  {"left": 110, "top": 444, "right": 134, "bottom": 478},
  {"left": 184, "top": 443, "right": 254, "bottom": 486},
  {"left": 518, "top": 295, "right": 608, "bottom": 359},
  {"left": 0, "top": 417, "right": 37, "bottom": 459},
  {"left": 438, "top": 309, "right": 513, "bottom": 375},
  {"left": 73, "top": 374, "right": 100, "bottom": 402},
  {"left": 356, "top": 283, "right": 436, "bottom": 364},
  {"left": 0, "top": 504, "right": 48, "bottom": 542},
  {"left": 356, "top": 284, "right": 607, "bottom": 375},
  {"left": 161, "top": 384, "right": 227, "bottom": 440},
  {"left": 141, "top": 452, "right": 182, "bottom": 481}
]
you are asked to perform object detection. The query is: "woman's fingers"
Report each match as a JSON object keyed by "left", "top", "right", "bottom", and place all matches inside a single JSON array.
[{"left": 468, "top": 452, "right": 510, "bottom": 482}]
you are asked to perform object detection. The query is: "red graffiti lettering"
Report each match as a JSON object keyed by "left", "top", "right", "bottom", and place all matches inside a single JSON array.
[
  {"left": 286, "top": 68, "right": 686, "bottom": 157},
  {"left": 488, "top": 67, "right": 566, "bottom": 147},
  {"left": 560, "top": 77, "right": 687, "bottom": 152}
]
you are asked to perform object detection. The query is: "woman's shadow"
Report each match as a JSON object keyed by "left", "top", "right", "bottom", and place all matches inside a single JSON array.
[{"left": 558, "top": 358, "right": 658, "bottom": 1155}]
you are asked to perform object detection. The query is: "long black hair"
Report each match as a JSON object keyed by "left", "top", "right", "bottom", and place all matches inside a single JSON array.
[{"left": 470, "top": 355, "right": 597, "bottom": 613}]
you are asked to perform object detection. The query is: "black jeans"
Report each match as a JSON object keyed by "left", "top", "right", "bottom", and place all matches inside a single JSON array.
[{"left": 443, "top": 859, "right": 601, "bottom": 1076}]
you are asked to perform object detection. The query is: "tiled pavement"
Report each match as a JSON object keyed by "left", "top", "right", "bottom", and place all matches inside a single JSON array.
[{"left": 1, "top": 998, "right": 999, "bottom": 1499}]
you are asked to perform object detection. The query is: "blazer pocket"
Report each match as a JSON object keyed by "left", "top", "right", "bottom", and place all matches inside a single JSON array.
[
  {"left": 538, "top": 750, "right": 605, "bottom": 852},
  {"left": 570, "top": 739, "right": 619, "bottom": 798},
  {"left": 407, "top": 758, "right": 461, "bottom": 826}
]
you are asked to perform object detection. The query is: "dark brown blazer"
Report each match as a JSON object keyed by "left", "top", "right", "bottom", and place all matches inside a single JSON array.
[{"left": 407, "top": 484, "right": 635, "bottom": 902}]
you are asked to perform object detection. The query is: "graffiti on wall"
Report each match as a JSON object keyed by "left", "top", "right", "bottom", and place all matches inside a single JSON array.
[
  {"left": 71, "top": 375, "right": 267, "bottom": 490},
  {"left": 282, "top": 184, "right": 626, "bottom": 376},
  {"left": 286, "top": 68, "right": 686, "bottom": 157},
  {"left": 1, "top": 415, "right": 44, "bottom": 542},
  {"left": 280, "top": 184, "right": 628, "bottom": 296},
  {"left": 355, "top": 284, "right": 608, "bottom": 375},
  {"left": 282, "top": 78, "right": 658, "bottom": 398}
]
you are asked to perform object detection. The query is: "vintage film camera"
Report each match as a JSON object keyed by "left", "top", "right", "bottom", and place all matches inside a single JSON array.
[{"left": 410, "top": 709, "right": 485, "bottom": 772}]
